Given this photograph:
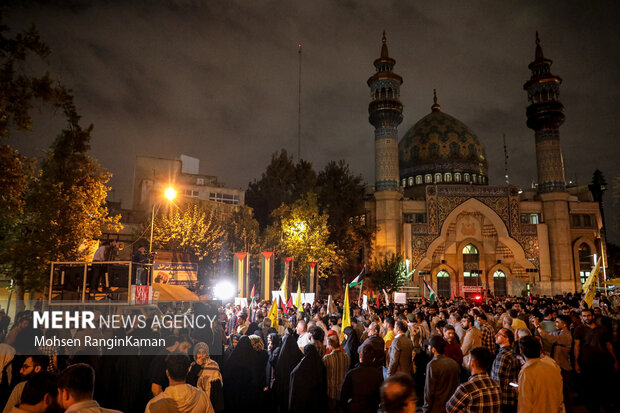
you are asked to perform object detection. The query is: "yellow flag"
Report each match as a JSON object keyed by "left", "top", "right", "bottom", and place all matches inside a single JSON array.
[
  {"left": 280, "top": 273, "right": 288, "bottom": 302},
  {"left": 267, "top": 297, "right": 279, "bottom": 330},
  {"left": 583, "top": 257, "right": 601, "bottom": 308},
  {"left": 295, "top": 281, "right": 303, "bottom": 312},
  {"left": 340, "top": 285, "right": 351, "bottom": 343}
]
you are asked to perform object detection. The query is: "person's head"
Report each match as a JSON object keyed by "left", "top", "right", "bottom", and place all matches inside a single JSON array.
[
  {"left": 19, "top": 372, "right": 58, "bottom": 412},
  {"left": 360, "top": 343, "right": 376, "bottom": 364},
  {"left": 581, "top": 308, "right": 595, "bottom": 325},
  {"left": 137, "top": 246, "right": 145, "bottom": 254},
  {"left": 380, "top": 373, "right": 416, "bottom": 413},
  {"left": 395, "top": 320, "right": 407, "bottom": 335},
  {"left": 461, "top": 315, "right": 474, "bottom": 330},
  {"left": 164, "top": 334, "right": 181, "bottom": 352},
  {"left": 385, "top": 317, "right": 395, "bottom": 330},
  {"left": 327, "top": 334, "right": 340, "bottom": 351},
  {"left": 296, "top": 319, "right": 307, "bottom": 334},
  {"left": 429, "top": 335, "right": 447, "bottom": 356},
  {"left": 469, "top": 347, "right": 493, "bottom": 373},
  {"left": 309, "top": 325, "right": 324, "bottom": 344},
  {"left": 443, "top": 325, "right": 456, "bottom": 342},
  {"left": 449, "top": 312, "right": 461, "bottom": 324},
  {"left": 477, "top": 313, "right": 487, "bottom": 324},
  {"left": 194, "top": 343, "right": 210, "bottom": 366},
  {"left": 263, "top": 317, "right": 271, "bottom": 328},
  {"left": 515, "top": 328, "right": 531, "bottom": 340},
  {"left": 555, "top": 314, "right": 571, "bottom": 330},
  {"left": 20, "top": 355, "right": 48, "bottom": 380},
  {"left": 165, "top": 353, "right": 191, "bottom": 384},
  {"left": 508, "top": 309, "right": 519, "bottom": 319},
  {"left": 368, "top": 322, "right": 381, "bottom": 337},
  {"left": 519, "top": 335, "right": 542, "bottom": 360},
  {"left": 495, "top": 327, "right": 514, "bottom": 347},
  {"left": 502, "top": 315, "right": 513, "bottom": 328},
  {"left": 57, "top": 364, "right": 95, "bottom": 409}
]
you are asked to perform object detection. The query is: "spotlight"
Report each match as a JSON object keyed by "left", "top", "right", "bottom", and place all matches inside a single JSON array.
[{"left": 214, "top": 281, "right": 235, "bottom": 301}]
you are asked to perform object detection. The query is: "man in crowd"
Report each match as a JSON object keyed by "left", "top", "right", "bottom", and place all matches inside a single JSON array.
[
  {"left": 3, "top": 356, "right": 48, "bottom": 413},
  {"left": 449, "top": 312, "right": 465, "bottom": 342},
  {"left": 57, "top": 364, "right": 120, "bottom": 412},
  {"left": 383, "top": 317, "right": 396, "bottom": 365},
  {"left": 422, "top": 336, "right": 460, "bottom": 413},
  {"left": 296, "top": 320, "right": 311, "bottom": 349},
  {"left": 477, "top": 314, "right": 496, "bottom": 355},
  {"left": 145, "top": 354, "right": 211, "bottom": 413},
  {"left": 380, "top": 373, "right": 416, "bottom": 413},
  {"left": 446, "top": 347, "right": 502, "bottom": 413},
  {"left": 491, "top": 328, "right": 519, "bottom": 413},
  {"left": 358, "top": 322, "right": 386, "bottom": 370},
  {"left": 573, "top": 308, "right": 619, "bottom": 413},
  {"left": 517, "top": 336, "right": 564, "bottom": 413},
  {"left": 322, "top": 334, "right": 348, "bottom": 413},
  {"left": 387, "top": 321, "right": 413, "bottom": 377},
  {"left": 340, "top": 345, "right": 383, "bottom": 413},
  {"left": 443, "top": 325, "right": 463, "bottom": 365},
  {"left": 461, "top": 315, "right": 482, "bottom": 369},
  {"left": 9, "top": 372, "right": 58, "bottom": 413}
]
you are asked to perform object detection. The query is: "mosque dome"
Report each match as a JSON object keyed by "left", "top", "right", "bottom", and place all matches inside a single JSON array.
[{"left": 398, "top": 94, "right": 488, "bottom": 187}]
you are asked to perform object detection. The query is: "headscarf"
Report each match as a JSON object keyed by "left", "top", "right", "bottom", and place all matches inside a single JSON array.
[
  {"left": 274, "top": 334, "right": 303, "bottom": 413},
  {"left": 342, "top": 326, "right": 360, "bottom": 369},
  {"left": 0, "top": 344, "right": 15, "bottom": 384},
  {"left": 192, "top": 342, "right": 222, "bottom": 393},
  {"left": 253, "top": 328, "right": 265, "bottom": 344},
  {"left": 288, "top": 344, "right": 327, "bottom": 413}
]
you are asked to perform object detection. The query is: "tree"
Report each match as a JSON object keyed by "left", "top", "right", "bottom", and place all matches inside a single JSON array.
[
  {"left": 263, "top": 193, "right": 340, "bottom": 285},
  {"left": 0, "top": 19, "right": 120, "bottom": 304},
  {"left": 246, "top": 150, "right": 316, "bottom": 229},
  {"left": 151, "top": 203, "right": 225, "bottom": 269},
  {"left": 368, "top": 253, "right": 408, "bottom": 293}
]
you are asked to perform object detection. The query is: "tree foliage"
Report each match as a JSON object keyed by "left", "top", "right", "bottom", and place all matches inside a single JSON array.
[
  {"left": 263, "top": 193, "right": 340, "bottom": 284},
  {"left": 368, "top": 253, "right": 408, "bottom": 293},
  {"left": 152, "top": 203, "right": 225, "bottom": 265}
]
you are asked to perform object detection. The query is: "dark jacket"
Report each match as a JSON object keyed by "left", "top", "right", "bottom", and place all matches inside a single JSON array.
[
  {"left": 358, "top": 335, "right": 386, "bottom": 369},
  {"left": 422, "top": 354, "right": 460, "bottom": 413},
  {"left": 339, "top": 361, "right": 383, "bottom": 413}
]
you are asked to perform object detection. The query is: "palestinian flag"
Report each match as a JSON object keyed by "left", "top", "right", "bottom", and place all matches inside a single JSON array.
[
  {"left": 349, "top": 265, "right": 366, "bottom": 288},
  {"left": 422, "top": 278, "right": 437, "bottom": 304}
]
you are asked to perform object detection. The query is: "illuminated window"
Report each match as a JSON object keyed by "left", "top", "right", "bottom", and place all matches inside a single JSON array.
[
  {"left": 425, "top": 174, "right": 432, "bottom": 183},
  {"left": 493, "top": 270, "right": 507, "bottom": 296},
  {"left": 454, "top": 173, "right": 462, "bottom": 182},
  {"left": 435, "top": 173, "right": 442, "bottom": 183},
  {"left": 445, "top": 173, "right": 452, "bottom": 182},
  {"left": 578, "top": 244, "right": 592, "bottom": 286},
  {"left": 408, "top": 177, "right": 414, "bottom": 186},
  {"left": 416, "top": 175, "right": 423, "bottom": 185},
  {"left": 464, "top": 173, "right": 470, "bottom": 182},
  {"left": 436, "top": 270, "right": 451, "bottom": 297}
]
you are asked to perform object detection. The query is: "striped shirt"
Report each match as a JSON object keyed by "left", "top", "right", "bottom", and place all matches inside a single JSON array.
[
  {"left": 446, "top": 372, "right": 501, "bottom": 413},
  {"left": 479, "top": 323, "right": 495, "bottom": 354},
  {"left": 322, "top": 348, "right": 349, "bottom": 399},
  {"left": 490, "top": 346, "right": 519, "bottom": 407}
]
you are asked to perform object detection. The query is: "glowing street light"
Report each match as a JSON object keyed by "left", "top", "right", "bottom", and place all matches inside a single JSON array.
[{"left": 149, "top": 186, "right": 177, "bottom": 254}]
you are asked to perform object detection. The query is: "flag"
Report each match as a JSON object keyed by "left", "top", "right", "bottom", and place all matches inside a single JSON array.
[
  {"left": 286, "top": 295, "right": 293, "bottom": 309},
  {"left": 376, "top": 296, "right": 380, "bottom": 308},
  {"left": 383, "top": 289, "right": 390, "bottom": 306},
  {"left": 279, "top": 272, "right": 288, "bottom": 302},
  {"left": 423, "top": 278, "right": 437, "bottom": 304},
  {"left": 340, "top": 285, "right": 351, "bottom": 343},
  {"left": 583, "top": 257, "right": 601, "bottom": 308},
  {"left": 250, "top": 284, "right": 255, "bottom": 299},
  {"left": 349, "top": 265, "right": 366, "bottom": 288},
  {"left": 450, "top": 289, "right": 455, "bottom": 300},
  {"left": 267, "top": 298, "right": 279, "bottom": 330},
  {"left": 327, "top": 295, "right": 336, "bottom": 314},
  {"left": 295, "top": 281, "right": 303, "bottom": 312}
]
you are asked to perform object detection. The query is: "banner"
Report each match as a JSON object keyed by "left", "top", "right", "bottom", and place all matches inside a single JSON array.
[
  {"left": 362, "top": 294, "right": 368, "bottom": 311},
  {"left": 393, "top": 292, "right": 406, "bottom": 304},
  {"left": 131, "top": 285, "right": 152, "bottom": 305},
  {"left": 291, "top": 293, "right": 315, "bottom": 306},
  {"left": 307, "top": 262, "right": 317, "bottom": 293},
  {"left": 272, "top": 290, "right": 285, "bottom": 304},
  {"left": 152, "top": 262, "right": 198, "bottom": 285},
  {"left": 234, "top": 297, "right": 249, "bottom": 308},
  {"left": 261, "top": 252, "right": 274, "bottom": 301},
  {"left": 233, "top": 253, "right": 250, "bottom": 298}
]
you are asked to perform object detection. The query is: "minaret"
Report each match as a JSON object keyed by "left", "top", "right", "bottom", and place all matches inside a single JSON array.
[
  {"left": 523, "top": 33, "right": 572, "bottom": 294},
  {"left": 368, "top": 31, "right": 403, "bottom": 191},
  {"left": 523, "top": 32, "right": 566, "bottom": 193},
  {"left": 368, "top": 32, "right": 403, "bottom": 257}
]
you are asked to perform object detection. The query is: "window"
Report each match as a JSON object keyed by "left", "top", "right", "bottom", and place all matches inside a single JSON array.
[
  {"left": 209, "top": 192, "right": 240, "bottom": 205},
  {"left": 454, "top": 173, "right": 462, "bottom": 183},
  {"left": 196, "top": 178, "right": 204, "bottom": 185},
  {"left": 183, "top": 189, "right": 199, "bottom": 198},
  {"left": 464, "top": 173, "right": 470, "bottom": 182},
  {"left": 520, "top": 213, "right": 540, "bottom": 224},
  {"left": 425, "top": 174, "right": 432, "bottom": 183},
  {"left": 444, "top": 173, "right": 452, "bottom": 182},
  {"left": 402, "top": 179, "right": 406, "bottom": 187},
  {"left": 403, "top": 213, "right": 427, "bottom": 224},
  {"left": 463, "top": 244, "right": 480, "bottom": 286},
  {"left": 578, "top": 244, "right": 592, "bottom": 286},
  {"left": 436, "top": 270, "right": 451, "bottom": 297},
  {"left": 408, "top": 177, "right": 414, "bottom": 186},
  {"left": 416, "top": 175, "right": 423, "bottom": 185},
  {"left": 472, "top": 174, "right": 477, "bottom": 184},
  {"left": 435, "top": 173, "right": 442, "bottom": 183},
  {"left": 493, "top": 270, "right": 507, "bottom": 296},
  {"left": 571, "top": 214, "right": 596, "bottom": 228}
]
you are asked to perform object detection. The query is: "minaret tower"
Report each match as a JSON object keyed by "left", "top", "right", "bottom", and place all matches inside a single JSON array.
[
  {"left": 368, "top": 32, "right": 403, "bottom": 257},
  {"left": 523, "top": 33, "right": 572, "bottom": 294},
  {"left": 524, "top": 32, "right": 566, "bottom": 193}
]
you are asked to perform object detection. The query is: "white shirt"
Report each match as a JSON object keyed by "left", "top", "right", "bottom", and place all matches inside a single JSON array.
[{"left": 297, "top": 332, "right": 311, "bottom": 349}]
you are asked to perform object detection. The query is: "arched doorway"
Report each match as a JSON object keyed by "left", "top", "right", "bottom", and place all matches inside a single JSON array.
[
  {"left": 578, "top": 244, "right": 592, "bottom": 286},
  {"left": 493, "top": 270, "right": 507, "bottom": 296},
  {"left": 436, "top": 270, "right": 451, "bottom": 297},
  {"left": 462, "top": 243, "right": 481, "bottom": 287}
]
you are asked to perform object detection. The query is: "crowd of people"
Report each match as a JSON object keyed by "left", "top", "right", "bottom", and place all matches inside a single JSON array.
[{"left": 0, "top": 291, "right": 618, "bottom": 412}]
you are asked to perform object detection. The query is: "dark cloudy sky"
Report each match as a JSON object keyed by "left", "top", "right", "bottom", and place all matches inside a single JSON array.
[{"left": 5, "top": 1, "right": 620, "bottom": 242}]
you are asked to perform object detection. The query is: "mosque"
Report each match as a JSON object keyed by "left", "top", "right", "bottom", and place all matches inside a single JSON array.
[{"left": 365, "top": 33, "right": 606, "bottom": 298}]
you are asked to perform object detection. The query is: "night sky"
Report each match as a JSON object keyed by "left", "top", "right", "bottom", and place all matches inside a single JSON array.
[{"left": 5, "top": 1, "right": 620, "bottom": 242}]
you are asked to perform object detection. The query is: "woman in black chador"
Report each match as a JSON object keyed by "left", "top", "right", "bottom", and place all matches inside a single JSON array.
[
  {"left": 288, "top": 344, "right": 327, "bottom": 413},
  {"left": 273, "top": 334, "right": 302, "bottom": 413},
  {"left": 222, "top": 336, "right": 262, "bottom": 412}
]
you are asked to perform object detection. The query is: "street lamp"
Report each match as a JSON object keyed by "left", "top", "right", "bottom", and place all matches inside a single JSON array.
[{"left": 149, "top": 186, "right": 177, "bottom": 254}]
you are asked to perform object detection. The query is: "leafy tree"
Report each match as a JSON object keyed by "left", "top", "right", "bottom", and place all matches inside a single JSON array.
[
  {"left": 246, "top": 150, "right": 316, "bottom": 229},
  {"left": 368, "top": 253, "right": 408, "bottom": 293},
  {"left": 0, "top": 19, "right": 119, "bottom": 304},
  {"left": 263, "top": 193, "right": 340, "bottom": 285},
  {"left": 152, "top": 203, "right": 225, "bottom": 268}
]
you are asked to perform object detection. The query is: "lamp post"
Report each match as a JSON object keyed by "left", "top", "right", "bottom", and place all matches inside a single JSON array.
[{"left": 149, "top": 186, "right": 177, "bottom": 254}]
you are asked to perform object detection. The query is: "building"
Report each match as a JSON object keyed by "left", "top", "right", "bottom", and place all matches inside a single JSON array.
[
  {"left": 132, "top": 154, "right": 245, "bottom": 212},
  {"left": 366, "top": 32, "right": 606, "bottom": 297}
]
